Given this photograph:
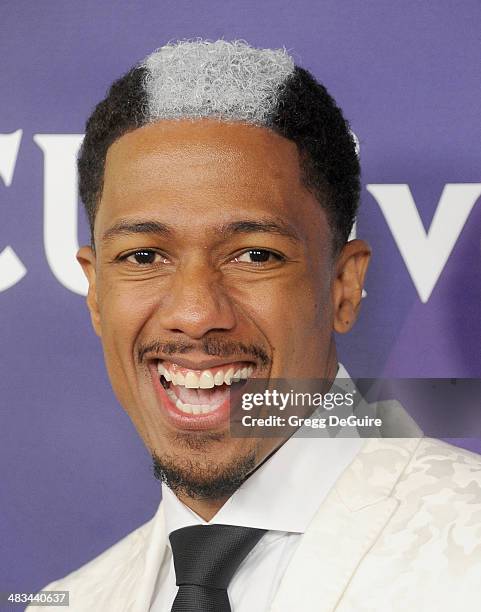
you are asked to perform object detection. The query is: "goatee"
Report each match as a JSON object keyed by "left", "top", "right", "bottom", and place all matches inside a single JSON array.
[{"left": 152, "top": 438, "right": 256, "bottom": 500}]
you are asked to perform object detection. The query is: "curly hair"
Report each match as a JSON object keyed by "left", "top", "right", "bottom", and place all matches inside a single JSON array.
[{"left": 78, "top": 40, "right": 360, "bottom": 251}]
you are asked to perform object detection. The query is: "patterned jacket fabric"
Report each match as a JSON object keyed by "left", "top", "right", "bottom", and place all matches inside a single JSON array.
[{"left": 28, "top": 436, "right": 481, "bottom": 612}]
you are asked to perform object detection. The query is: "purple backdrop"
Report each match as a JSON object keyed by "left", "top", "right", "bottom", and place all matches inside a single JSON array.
[{"left": 1, "top": 0, "right": 480, "bottom": 603}]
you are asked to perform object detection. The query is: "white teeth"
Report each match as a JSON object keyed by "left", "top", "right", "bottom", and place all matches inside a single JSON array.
[
  {"left": 157, "top": 363, "right": 172, "bottom": 382},
  {"left": 166, "top": 389, "right": 219, "bottom": 415},
  {"left": 159, "top": 363, "right": 255, "bottom": 388},
  {"left": 184, "top": 371, "right": 199, "bottom": 389},
  {"left": 176, "top": 397, "right": 191, "bottom": 414},
  {"left": 199, "top": 370, "right": 215, "bottom": 389},
  {"left": 174, "top": 371, "right": 185, "bottom": 386},
  {"left": 224, "top": 367, "right": 234, "bottom": 385},
  {"left": 214, "top": 370, "right": 224, "bottom": 386}
]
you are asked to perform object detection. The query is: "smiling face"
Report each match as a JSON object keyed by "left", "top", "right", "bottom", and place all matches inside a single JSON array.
[{"left": 78, "top": 119, "right": 369, "bottom": 511}]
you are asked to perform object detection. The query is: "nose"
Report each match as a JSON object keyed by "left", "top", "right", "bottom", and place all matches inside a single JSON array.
[{"left": 158, "top": 262, "right": 237, "bottom": 339}]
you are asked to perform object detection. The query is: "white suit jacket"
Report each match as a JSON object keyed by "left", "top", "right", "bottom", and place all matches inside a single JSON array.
[{"left": 29, "top": 433, "right": 481, "bottom": 611}]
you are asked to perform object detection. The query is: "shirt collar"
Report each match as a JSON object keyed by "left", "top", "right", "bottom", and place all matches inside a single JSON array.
[{"left": 163, "top": 363, "right": 364, "bottom": 536}]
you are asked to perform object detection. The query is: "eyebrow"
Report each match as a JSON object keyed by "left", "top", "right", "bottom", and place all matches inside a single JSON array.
[
  {"left": 101, "top": 220, "right": 172, "bottom": 243},
  {"left": 219, "top": 219, "right": 301, "bottom": 242},
  {"left": 101, "top": 216, "right": 301, "bottom": 244}
]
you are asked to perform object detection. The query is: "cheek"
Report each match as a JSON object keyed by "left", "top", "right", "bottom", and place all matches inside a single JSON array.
[
  {"left": 279, "top": 286, "right": 333, "bottom": 376},
  {"left": 227, "top": 268, "right": 333, "bottom": 370},
  {"left": 97, "top": 278, "right": 159, "bottom": 386}
]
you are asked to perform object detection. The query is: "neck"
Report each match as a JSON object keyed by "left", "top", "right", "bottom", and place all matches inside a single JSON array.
[{"left": 324, "top": 341, "right": 339, "bottom": 387}]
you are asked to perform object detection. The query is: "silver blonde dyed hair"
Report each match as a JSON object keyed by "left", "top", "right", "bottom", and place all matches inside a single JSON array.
[
  {"left": 142, "top": 40, "right": 295, "bottom": 124},
  {"left": 79, "top": 39, "right": 360, "bottom": 249}
]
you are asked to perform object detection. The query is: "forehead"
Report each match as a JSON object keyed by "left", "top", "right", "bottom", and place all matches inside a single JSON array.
[{"left": 97, "top": 119, "right": 327, "bottom": 242}]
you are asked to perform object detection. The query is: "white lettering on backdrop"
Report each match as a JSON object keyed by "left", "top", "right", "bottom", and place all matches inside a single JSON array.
[
  {"left": 368, "top": 184, "right": 481, "bottom": 302},
  {"left": 0, "top": 130, "right": 27, "bottom": 291},
  {"left": 33, "top": 134, "right": 87, "bottom": 295}
]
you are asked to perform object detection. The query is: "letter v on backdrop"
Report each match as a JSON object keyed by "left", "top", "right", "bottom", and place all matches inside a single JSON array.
[{"left": 367, "top": 184, "right": 481, "bottom": 302}]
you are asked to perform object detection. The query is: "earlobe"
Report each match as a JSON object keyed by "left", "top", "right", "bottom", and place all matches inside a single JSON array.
[
  {"left": 332, "top": 239, "right": 371, "bottom": 334},
  {"left": 76, "top": 246, "right": 102, "bottom": 337}
]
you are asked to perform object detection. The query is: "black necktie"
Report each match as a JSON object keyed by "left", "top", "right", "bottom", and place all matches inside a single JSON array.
[{"left": 169, "top": 524, "right": 267, "bottom": 612}]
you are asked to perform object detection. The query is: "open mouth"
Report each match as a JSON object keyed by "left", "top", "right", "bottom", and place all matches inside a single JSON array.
[{"left": 155, "top": 360, "right": 254, "bottom": 422}]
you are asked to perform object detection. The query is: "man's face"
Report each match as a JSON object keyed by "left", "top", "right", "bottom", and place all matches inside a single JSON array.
[{"left": 78, "top": 120, "right": 368, "bottom": 499}]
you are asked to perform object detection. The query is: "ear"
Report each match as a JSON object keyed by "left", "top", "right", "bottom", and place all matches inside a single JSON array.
[
  {"left": 77, "top": 246, "right": 102, "bottom": 337},
  {"left": 332, "top": 239, "right": 371, "bottom": 334}
]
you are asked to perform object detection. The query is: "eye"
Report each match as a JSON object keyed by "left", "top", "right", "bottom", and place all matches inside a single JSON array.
[
  {"left": 232, "top": 249, "right": 283, "bottom": 265},
  {"left": 122, "top": 250, "right": 168, "bottom": 265}
]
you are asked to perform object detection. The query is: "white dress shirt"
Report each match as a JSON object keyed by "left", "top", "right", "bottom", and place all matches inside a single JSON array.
[{"left": 150, "top": 364, "right": 364, "bottom": 612}]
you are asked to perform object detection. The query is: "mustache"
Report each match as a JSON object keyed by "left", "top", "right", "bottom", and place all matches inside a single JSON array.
[{"left": 137, "top": 337, "right": 270, "bottom": 367}]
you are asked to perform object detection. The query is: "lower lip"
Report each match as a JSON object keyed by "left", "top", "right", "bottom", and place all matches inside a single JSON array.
[{"left": 149, "top": 365, "right": 233, "bottom": 431}]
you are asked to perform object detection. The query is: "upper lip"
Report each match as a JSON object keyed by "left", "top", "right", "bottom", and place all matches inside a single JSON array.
[{"left": 153, "top": 355, "right": 257, "bottom": 371}]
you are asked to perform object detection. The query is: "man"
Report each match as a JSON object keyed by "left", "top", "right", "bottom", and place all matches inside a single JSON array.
[{"left": 30, "top": 40, "right": 481, "bottom": 611}]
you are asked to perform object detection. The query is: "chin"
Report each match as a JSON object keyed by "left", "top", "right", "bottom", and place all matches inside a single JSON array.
[{"left": 151, "top": 444, "right": 257, "bottom": 500}]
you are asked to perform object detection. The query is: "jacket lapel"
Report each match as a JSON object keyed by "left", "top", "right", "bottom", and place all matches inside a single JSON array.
[{"left": 270, "top": 437, "right": 422, "bottom": 612}]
